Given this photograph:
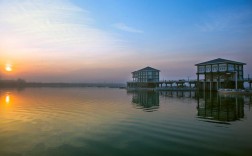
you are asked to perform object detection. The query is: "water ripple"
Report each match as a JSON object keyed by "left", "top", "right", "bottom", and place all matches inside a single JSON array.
[{"left": 0, "top": 88, "right": 251, "bottom": 156}]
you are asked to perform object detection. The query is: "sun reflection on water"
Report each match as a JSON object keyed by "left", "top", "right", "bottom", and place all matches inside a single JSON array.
[{"left": 0, "top": 92, "right": 12, "bottom": 106}]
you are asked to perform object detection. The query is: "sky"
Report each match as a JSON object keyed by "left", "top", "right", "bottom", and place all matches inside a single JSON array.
[{"left": 0, "top": 0, "right": 252, "bottom": 83}]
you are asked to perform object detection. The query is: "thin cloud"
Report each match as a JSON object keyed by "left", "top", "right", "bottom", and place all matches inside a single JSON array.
[
  {"left": 113, "top": 22, "right": 143, "bottom": 33},
  {"left": 0, "top": 0, "right": 123, "bottom": 58},
  {"left": 196, "top": 9, "right": 252, "bottom": 32}
]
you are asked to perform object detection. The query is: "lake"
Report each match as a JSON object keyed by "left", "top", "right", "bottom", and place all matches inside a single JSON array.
[{"left": 0, "top": 88, "right": 251, "bottom": 156}]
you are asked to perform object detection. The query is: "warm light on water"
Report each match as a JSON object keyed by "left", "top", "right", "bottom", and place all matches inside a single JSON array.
[{"left": 0, "top": 88, "right": 251, "bottom": 156}]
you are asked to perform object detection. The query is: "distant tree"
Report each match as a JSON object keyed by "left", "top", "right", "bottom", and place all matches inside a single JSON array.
[{"left": 17, "top": 78, "right": 26, "bottom": 83}]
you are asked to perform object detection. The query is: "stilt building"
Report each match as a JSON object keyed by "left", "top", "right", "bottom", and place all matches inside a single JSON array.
[
  {"left": 195, "top": 58, "right": 246, "bottom": 90},
  {"left": 127, "top": 67, "right": 160, "bottom": 88}
]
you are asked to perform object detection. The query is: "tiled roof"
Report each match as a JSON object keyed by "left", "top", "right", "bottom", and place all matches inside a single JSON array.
[
  {"left": 195, "top": 58, "right": 246, "bottom": 66},
  {"left": 132, "top": 66, "right": 160, "bottom": 73}
]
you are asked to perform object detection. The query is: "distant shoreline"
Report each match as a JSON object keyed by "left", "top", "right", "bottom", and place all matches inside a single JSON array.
[{"left": 0, "top": 80, "right": 126, "bottom": 89}]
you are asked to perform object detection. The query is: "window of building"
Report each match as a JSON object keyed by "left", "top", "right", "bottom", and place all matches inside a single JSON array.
[
  {"left": 206, "top": 65, "right": 211, "bottom": 72},
  {"left": 219, "top": 64, "right": 227, "bottom": 71},
  {"left": 228, "top": 64, "right": 234, "bottom": 71},
  {"left": 239, "top": 65, "right": 242, "bottom": 70},
  {"left": 198, "top": 66, "right": 205, "bottom": 73},
  {"left": 212, "top": 65, "right": 218, "bottom": 72}
]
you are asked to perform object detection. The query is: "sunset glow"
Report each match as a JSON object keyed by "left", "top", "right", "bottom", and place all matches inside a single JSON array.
[
  {"left": 5, "top": 64, "right": 12, "bottom": 72},
  {"left": 0, "top": 0, "right": 251, "bottom": 82}
]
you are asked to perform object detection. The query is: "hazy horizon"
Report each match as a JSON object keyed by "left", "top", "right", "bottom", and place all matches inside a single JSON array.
[{"left": 1, "top": 0, "right": 252, "bottom": 83}]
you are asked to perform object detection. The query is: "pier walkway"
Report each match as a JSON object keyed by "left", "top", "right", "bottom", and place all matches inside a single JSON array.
[
  {"left": 127, "top": 78, "right": 252, "bottom": 90},
  {"left": 127, "top": 80, "right": 197, "bottom": 89}
]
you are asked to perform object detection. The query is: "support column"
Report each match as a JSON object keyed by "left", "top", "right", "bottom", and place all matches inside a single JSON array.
[
  {"left": 210, "top": 72, "right": 213, "bottom": 91},
  {"left": 210, "top": 82, "right": 212, "bottom": 92},
  {"left": 217, "top": 64, "right": 220, "bottom": 90},
  {"left": 197, "top": 73, "right": 199, "bottom": 90},
  {"left": 235, "top": 71, "right": 238, "bottom": 90},
  {"left": 204, "top": 73, "right": 207, "bottom": 91},
  {"left": 217, "top": 74, "right": 220, "bottom": 90},
  {"left": 204, "top": 81, "right": 205, "bottom": 91}
]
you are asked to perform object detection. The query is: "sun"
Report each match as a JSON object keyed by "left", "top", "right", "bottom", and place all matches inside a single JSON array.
[{"left": 5, "top": 64, "right": 12, "bottom": 72}]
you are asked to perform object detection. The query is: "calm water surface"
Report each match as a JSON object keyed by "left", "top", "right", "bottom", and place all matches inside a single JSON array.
[{"left": 0, "top": 88, "right": 251, "bottom": 156}]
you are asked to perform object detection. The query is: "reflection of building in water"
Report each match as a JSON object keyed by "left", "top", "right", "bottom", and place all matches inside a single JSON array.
[
  {"left": 197, "top": 92, "right": 244, "bottom": 123},
  {"left": 129, "top": 91, "right": 159, "bottom": 112},
  {"left": 159, "top": 91, "right": 196, "bottom": 98}
]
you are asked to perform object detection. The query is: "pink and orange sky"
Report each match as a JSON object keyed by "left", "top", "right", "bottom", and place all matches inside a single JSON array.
[{"left": 0, "top": 0, "right": 252, "bottom": 82}]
